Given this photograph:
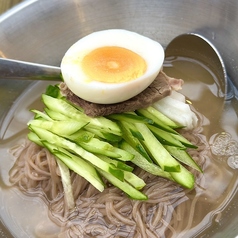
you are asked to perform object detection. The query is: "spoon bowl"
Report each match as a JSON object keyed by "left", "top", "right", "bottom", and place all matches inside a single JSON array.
[{"left": 165, "top": 33, "right": 227, "bottom": 93}]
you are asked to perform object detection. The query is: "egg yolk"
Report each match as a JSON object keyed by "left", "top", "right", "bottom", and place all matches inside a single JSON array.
[{"left": 81, "top": 46, "right": 147, "bottom": 83}]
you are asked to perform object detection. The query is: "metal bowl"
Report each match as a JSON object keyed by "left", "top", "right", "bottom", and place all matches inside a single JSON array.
[{"left": 0, "top": 0, "right": 237, "bottom": 237}]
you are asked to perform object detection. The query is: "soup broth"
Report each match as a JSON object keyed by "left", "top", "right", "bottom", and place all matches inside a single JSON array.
[{"left": 0, "top": 57, "right": 237, "bottom": 238}]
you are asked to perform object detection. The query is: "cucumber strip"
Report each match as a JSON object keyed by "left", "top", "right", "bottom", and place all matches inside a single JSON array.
[
  {"left": 31, "top": 109, "right": 53, "bottom": 121},
  {"left": 120, "top": 140, "right": 174, "bottom": 181},
  {"left": 78, "top": 138, "right": 122, "bottom": 159},
  {"left": 78, "top": 137, "right": 134, "bottom": 161},
  {"left": 85, "top": 127, "right": 122, "bottom": 142},
  {"left": 135, "top": 123, "right": 181, "bottom": 172},
  {"left": 98, "top": 155, "right": 134, "bottom": 172},
  {"left": 124, "top": 171, "right": 146, "bottom": 190},
  {"left": 146, "top": 106, "right": 183, "bottom": 128},
  {"left": 101, "top": 132, "right": 122, "bottom": 143},
  {"left": 67, "top": 129, "right": 94, "bottom": 143},
  {"left": 170, "top": 164, "right": 195, "bottom": 189},
  {"left": 55, "top": 152, "right": 105, "bottom": 192},
  {"left": 121, "top": 141, "right": 194, "bottom": 189},
  {"left": 55, "top": 158, "right": 75, "bottom": 210},
  {"left": 28, "top": 131, "right": 44, "bottom": 147},
  {"left": 121, "top": 121, "right": 144, "bottom": 140},
  {"left": 97, "top": 156, "right": 145, "bottom": 189},
  {"left": 130, "top": 129, "right": 144, "bottom": 141},
  {"left": 30, "top": 125, "right": 124, "bottom": 181},
  {"left": 42, "top": 94, "right": 122, "bottom": 136},
  {"left": 109, "top": 146, "right": 134, "bottom": 161},
  {"left": 45, "top": 84, "right": 62, "bottom": 98},
  {"left": 45, "top": 108, "right": 71, "bottom": 121},
  {"left": 171, "top": 133, "right": 198, "bottom": 149},
  {"left": 118, "top": 121, "right": 153, "bottom": 163},
  {"left": 116, "top": 161, "right": 134, "bottom": 172},
  {"left": 28, "top": 119, "right": 88, "bottom": 136},
  {"left": 107, "top": 112, "right": 153, "bottom": 125},
  {"left": 164, "top": 145, "right": 203, "bottom": 172},
  {"left": 148, "top": 125, "right": 186, "bottom": 148},
  {"left": 43, "top": 142, "right": 105, "bottom": 192},
  {"left": 97, "top": 168, "right": 148, "bottom": 200},
  {"left": 124, "top": 122, "right": 144, "bottom": 140},
  {"left": 136, "top": 108, "right": 178, "bottom": 134}
]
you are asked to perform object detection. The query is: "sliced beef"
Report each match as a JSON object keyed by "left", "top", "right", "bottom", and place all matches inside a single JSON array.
[{"left": 60, "top": 71, "right": 184, "bottom": 117}]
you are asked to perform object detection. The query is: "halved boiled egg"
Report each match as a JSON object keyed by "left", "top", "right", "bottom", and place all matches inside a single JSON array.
[{"left": 61, "top": 29, "right": 164, "bottom": 104}]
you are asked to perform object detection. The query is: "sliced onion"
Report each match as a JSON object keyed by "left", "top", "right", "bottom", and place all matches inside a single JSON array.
[
  {"left": 169, "top": 90, "right": 186, "bottom": 103},
  {"left": 153, "top": 92, "right": 198, "bottom": 130}
]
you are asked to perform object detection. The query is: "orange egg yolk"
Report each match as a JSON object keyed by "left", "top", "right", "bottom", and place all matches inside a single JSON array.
[{"left": 81, "top": 46, "right": 147, "bottom": 83}]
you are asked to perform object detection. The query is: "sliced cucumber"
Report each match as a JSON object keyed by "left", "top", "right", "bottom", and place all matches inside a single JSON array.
[
  {"left": 135, "top": 123, "right": 181, "bottom": 172},
  {"left": 44, "top": 108, "right": 71, "bottom": 121},
  {"left": 98, "top": 155, "right": 145, "bottom": 189},
  {"left": 28, "top": 131, "right": 43, "bottom": 147},
  {"left": 43, "top": 141, "right": 105, "bottom": 192},
  {"left": 124, "top": 171, "right": 146, "bottom": 190},
  {"left": 171, "top": 133, "right": 198, "bottom": 149},
  {"left": 146, "top": 106, "right": 183, "bottom": 129},
  {"left": 121, "top": 140, "right": 195, "bottom": 189},
  {"left": 118, "top": 121, "right": 153, "bottom": 163},
  {"left": 116, "top": 161, "right": 134, "bottom": 172},
  {"left": 98, "top": 155, "right": 134, "bottom": 172},
  {"left": 148, "top": 125, "right": 186, "bottom": 148},
  {"left": 28, "top": 118, "right": 88, "bottom": 136},
  {"left": 170, "top": 165, "right": 195, "bottom": 189},
  {"left": 110, "top": 146, "right": 134, "bottom": 161},
  {"left": 101, "top": 113, "right": 146, "bottom": 140},
  {"left": 120, "top": 140, "right": 174, "bottom": 181},
  {"left": 136, "top": 108, "right": 178, "bottom": 134},
  {"left": 85, "top": 127, "right": 122, "bottom": 142},
  {"left": 31, "top": 109, "right": 53, "bottom": 121},
  {"left": 26, "top": 86, "right": 201, "bottom": 199},
  {"left": 78, "top": 137, "right": 120, "bottom": 158},
  {"left": 97, "top": 168, "right": 147, "bottom": 200},
  {"left": 42, "top": 94, "right": 122, "bottom": 136},
  {"left": 107, "top": 112, "right": 153, "bottom": 125},
  {"left": 123, "top": 121, "right": 144, "bottom": 140},
  {"left": 67, "top": 129, "right": 94, "bottom": 143},
  {"left": 30, "top": 125, "right": 124, "bottom": 181},
  {"left": 77, "top": 137, "right": 134, "bottom": 161},
  {"left": 164, "top": 145, "right": 202, "bottom": 172},
  {"left": 45, "top": 84, "right": 62, "bottom": 98}
]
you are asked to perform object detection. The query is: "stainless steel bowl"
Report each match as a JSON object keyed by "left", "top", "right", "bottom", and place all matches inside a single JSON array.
[{"left": 0, "top": 0, "right": 238, "bottom": 237}]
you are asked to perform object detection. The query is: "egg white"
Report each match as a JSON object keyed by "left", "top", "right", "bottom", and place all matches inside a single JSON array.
[{"left": 60, "top": 29, "right": 164, "bottom": 104}]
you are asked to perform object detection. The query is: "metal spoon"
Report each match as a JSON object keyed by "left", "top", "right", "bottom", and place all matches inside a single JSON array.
[
  {"left": 0, "top": 57, "right": 62, "bottom": 81},
  {"left": 164, "top": 32, "right": 227, "bottom": 93},
  {"left": 0, "top": 33, "right": 227, "bottom": 84}
]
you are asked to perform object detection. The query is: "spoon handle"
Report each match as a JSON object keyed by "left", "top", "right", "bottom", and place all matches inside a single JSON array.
[{"left": 0, "top": 58, "right": 62, "bottom": 81}]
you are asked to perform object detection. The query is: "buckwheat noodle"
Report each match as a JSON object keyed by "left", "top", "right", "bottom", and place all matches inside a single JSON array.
[{"left": 8, "top": 113, "right": 208, "bottom": 238}]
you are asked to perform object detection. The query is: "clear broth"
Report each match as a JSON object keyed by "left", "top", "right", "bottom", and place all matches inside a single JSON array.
[{"left": 0, "top": 57, "right": 238, "bottom": 237}]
